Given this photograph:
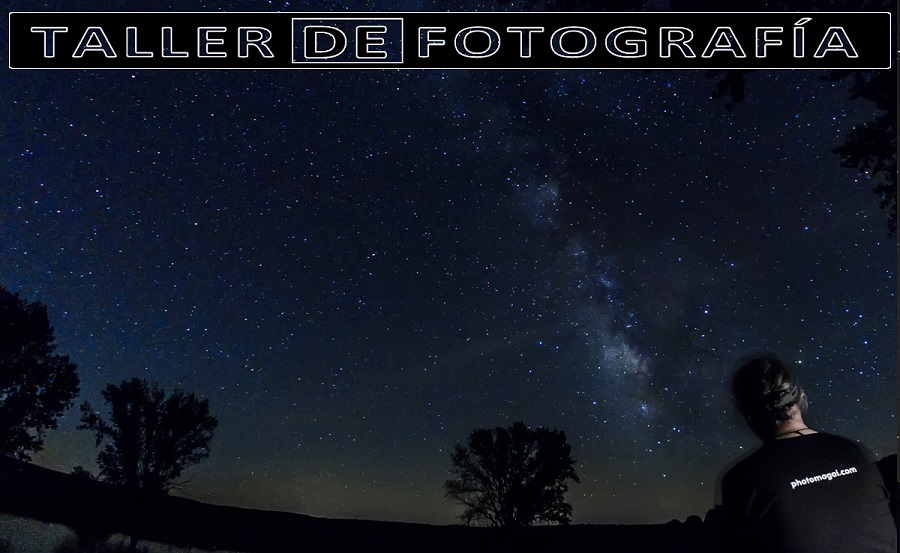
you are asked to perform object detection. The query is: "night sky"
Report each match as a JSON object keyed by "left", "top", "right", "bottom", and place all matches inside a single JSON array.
[{"left": 2, "top": 1, "right": 896, "bottom": 526}]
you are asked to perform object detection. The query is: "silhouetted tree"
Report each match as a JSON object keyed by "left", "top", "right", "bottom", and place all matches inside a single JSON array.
[
  {"left": 706, "top": 66, "right": 898, "bottom": 234},
  {"left": 687, "top": 0, "right": 897, "bottom": 234},
  {"left": 0, "top": 286, "right": 79, "bottom": 461},
  {"left": 445, "top": 421, "right": 579, "bottom": 526},
  {"left": 79, "top": 378, "right": 218, "bottom": 493},
  {"left": 827, "top": 69, "right": 897, "bottom": 234}
]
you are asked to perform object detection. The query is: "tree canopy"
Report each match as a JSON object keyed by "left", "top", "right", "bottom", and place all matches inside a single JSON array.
[
  {"left": 0, "top": 286, "right": 80, "bottom": 461},
  {"left": 445, "top": 421, "right": 580, "bottom": 526},
  {"left": 79, "top": 378, "right": 218, "bottom": 493}
]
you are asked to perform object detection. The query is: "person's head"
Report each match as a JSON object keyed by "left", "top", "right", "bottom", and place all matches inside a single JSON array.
[{"left": 732, "top": 356, "right": 808, "bottom": 441}]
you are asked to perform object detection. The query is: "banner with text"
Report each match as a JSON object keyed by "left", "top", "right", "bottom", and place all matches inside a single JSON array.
[{"left": 8, "top": 11, "right": 893, "bottom": 70}]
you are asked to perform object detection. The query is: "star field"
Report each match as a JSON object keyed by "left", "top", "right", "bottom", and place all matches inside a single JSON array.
[{"left": 2, "top": 1, "right": 895, "bottom": 525}]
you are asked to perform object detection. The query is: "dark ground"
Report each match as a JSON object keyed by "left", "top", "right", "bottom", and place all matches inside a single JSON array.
[{"left": 0, "top": 456, "right": 716, "bottom": 553}]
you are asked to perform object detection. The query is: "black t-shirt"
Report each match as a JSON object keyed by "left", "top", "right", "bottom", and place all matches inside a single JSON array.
[{"left": 720, "top": 432, "right": 896, "bottom": 553}]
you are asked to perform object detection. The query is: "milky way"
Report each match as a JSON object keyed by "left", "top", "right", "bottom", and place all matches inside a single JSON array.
[{"left": 2, "top": 0, "right": 895, "bottom": 525}]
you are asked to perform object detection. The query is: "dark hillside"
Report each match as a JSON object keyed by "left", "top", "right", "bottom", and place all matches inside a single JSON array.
[{"left": 0, "top": 457, "right": 708, "bottom": 553}]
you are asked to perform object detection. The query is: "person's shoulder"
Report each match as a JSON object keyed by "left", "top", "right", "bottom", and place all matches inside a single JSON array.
[
  {"left": 813, "top": 431, "right": 855, "bottom": 443},
  {"left": 809, "top": 431, "right": 868, "bottom": 450},
  {"left": 805, "top": 431, "right": 876, "bottom": 462},
  {"left": 723, "top": 445, "right": 766, "bottom": 481}
]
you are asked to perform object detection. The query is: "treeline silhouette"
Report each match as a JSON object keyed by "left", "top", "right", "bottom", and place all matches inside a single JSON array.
[
  {"left": 1, "top": 285, "right": 896, "bottom": 552},
  {"left": 1, "top": 286, "right": 219, "bottom": 552},
  {"left": 0, "top": 455, "right": 734, "bottom": 553}
]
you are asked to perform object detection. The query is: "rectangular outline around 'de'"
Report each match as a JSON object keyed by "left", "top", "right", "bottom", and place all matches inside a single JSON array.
[{"left": 290, "top": 17, "right": 404, "bottom": 65}]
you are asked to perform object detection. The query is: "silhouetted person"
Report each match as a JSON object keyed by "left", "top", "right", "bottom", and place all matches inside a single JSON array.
[{"left": 719, "top": 356, "right": 896, "bottom": 553}]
